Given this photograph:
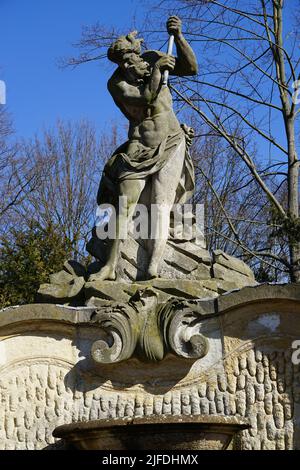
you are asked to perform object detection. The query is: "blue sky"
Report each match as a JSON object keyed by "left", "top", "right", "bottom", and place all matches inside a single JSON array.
[
  {"left": 0, "top": 0, "right": 298, "bottom": 159},
  {"left": 0, "top": 0, "right": 143, "bottom": 138}
]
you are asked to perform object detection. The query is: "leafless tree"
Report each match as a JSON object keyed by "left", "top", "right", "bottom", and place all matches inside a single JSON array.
[
  {"left": 149, "top": 0, "right": 300, "bottom": 282},
  {"left": 10, "top": 120, "right": 121, "bottom": 260},
  {"left": 0, "top": 106, "right": 41, "bottom": 229},
  {"left": 189, "top": 120, "right": 285, "bottom": 280}
]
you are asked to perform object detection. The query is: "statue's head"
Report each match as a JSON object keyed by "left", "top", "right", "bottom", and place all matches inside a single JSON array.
[
  {"left": 108, "top": 32, "right": 150, "bottom": 81},
  {"left": 108, "top": 31, "right": 143, "bottom": 63}
]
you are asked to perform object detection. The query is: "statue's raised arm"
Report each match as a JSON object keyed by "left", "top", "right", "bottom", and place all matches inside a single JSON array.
[{"left": 166, "top": 16, "right": 198, "bottom": 77}]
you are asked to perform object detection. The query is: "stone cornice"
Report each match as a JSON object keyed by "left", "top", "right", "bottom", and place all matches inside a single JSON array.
[{"left": 1, "top": 284, "right": 300, "bottom": 364}]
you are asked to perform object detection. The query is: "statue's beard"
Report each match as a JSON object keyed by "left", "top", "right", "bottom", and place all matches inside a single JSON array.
[{"left": 127, "top": 60, "right": 150, "bottom": 81}]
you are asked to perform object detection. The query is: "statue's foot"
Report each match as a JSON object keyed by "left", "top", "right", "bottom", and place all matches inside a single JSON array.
[{"left": 89, "top": 265, "right": 116, "bottom": 282}]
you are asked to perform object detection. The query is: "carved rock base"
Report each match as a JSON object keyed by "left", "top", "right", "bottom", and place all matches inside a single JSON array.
[{"left": 37, "top": 249, "right": 257, "bottom": 305}]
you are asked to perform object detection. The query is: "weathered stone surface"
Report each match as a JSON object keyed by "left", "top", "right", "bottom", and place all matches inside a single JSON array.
[
  {"left": 168, "top": 240, "right": 211, "bottom": 264},
  {"left": 89, "top": 289, "right": 212, "bottom": 364},
  {"left": 49, "top": 270, "right": 74, "bottom": 285},
  {"left": 38, "top": 245, "right": 256, "bottom": 305},
  {"left": 37, "top": 277, "right": 85, "bottom": 304},
  {"left": 116, "top": 236, "right": 211, "bottom": 283},
  {"left": 85, "top": 279, "right": 219, "bottom": 304},
  {"left": 53, "top": 415, "right": 249, "bottom": 450},
  {"left": 37, "top": 259, "right": 87, "bottom": 304},
  {"left": 213, "top": 264, "right": 256, "bottom": 289},
  {"left": 84, "top": 218, "right": 255, "bottom": 287},
  {"left": 0, "top": 284, "right": 300, "bottom": 450},
  {"left": 85, "top": 281, "right": 132, "bottom": 303},
  {"left": 213, "top": 250, "right": 255, "bottom": 280},
  {"left": 63, "top": 260, "right": 86, "bottom": 278},
  {"left": 151, "top": 278, "right": 215, "bottom": 298},
  {"left": 217, "top": 282, "right": 300, "bottom": 312}
]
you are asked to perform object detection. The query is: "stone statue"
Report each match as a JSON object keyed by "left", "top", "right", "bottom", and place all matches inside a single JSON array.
[
  {"left": 87, "top": 16, "right": 198, "bottom": 281},
  {"left": 38, "top": 17, "right": 257, "bottom": 304}
]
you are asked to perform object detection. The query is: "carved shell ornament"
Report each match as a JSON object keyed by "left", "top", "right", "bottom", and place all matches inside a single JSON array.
[{"left": 90, "top": 289, "right": 209, "bottom": 364}]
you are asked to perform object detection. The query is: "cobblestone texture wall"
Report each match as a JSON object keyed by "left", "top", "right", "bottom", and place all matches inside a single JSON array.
[{"left": 0, "top": 345, "right": 298, "bottom": 450}]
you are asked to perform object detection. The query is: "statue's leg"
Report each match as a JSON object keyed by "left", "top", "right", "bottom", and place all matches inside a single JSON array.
[
  {"left": 147, "top": 140, "right": 185, "bottom": 279},
  {"left": 90, "top": 178, "right": 146, "bottom": 281}
]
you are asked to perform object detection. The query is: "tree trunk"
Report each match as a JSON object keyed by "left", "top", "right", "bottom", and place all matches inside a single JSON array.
[{"left": 286, "top": 117, "right": 300, "bottom": 282}]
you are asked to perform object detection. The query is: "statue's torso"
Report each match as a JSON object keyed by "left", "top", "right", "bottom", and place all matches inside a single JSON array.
[
  {"left": 128, "top": 88, "right": 181, "bottom": 148},
  {"left": 110, "top": 52, "right": 182, "bottom": 148}
]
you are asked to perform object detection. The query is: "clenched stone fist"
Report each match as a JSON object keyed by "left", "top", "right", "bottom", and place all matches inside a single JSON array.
[
  {"left": 167, "top": 16, "right": 182, "bottom": 37},
  {"left": 157, "top": 55, "right": 176, "bottom": 72}
]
